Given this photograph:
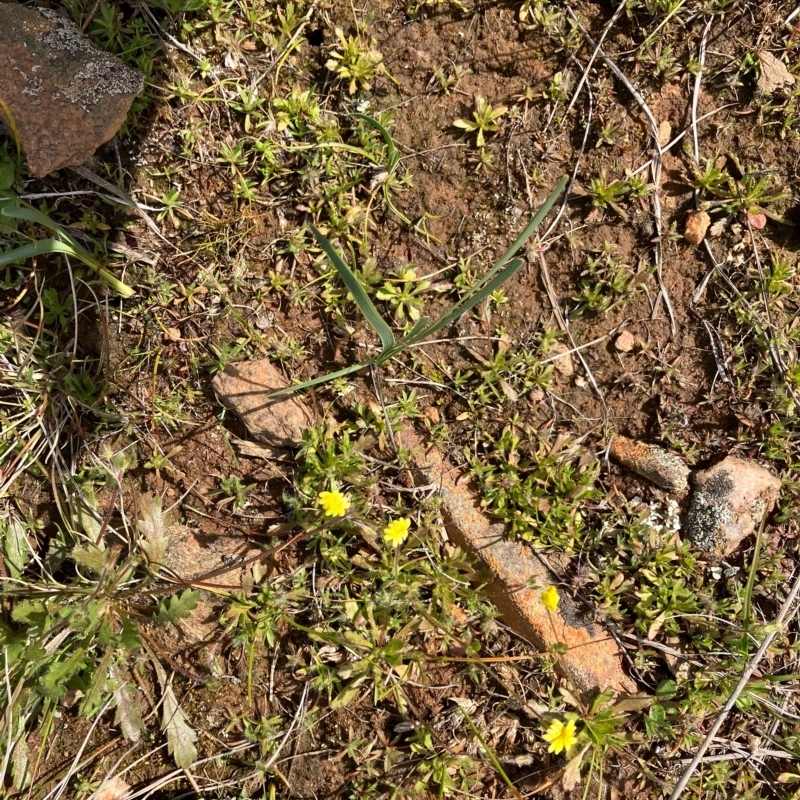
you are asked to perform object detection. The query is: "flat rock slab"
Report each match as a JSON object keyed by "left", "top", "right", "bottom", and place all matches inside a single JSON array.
[
  {"left": 398, "top": 426, "right": 637, "bottom": 698},
  {"left": 212, "top": 359, "right": 314, "bottom": 447},
  {"left": 685, "top": 455, "right": 781, "bottom": 556},
  {"left": 0, "top": 5, "right": 144, "bottom": 176}
]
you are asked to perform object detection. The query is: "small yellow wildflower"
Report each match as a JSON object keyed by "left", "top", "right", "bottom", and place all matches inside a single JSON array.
[
  {"left": 543, "top": 718, "right": 578, "bottom": 755},
  {"left": 542, "top": 586, "right": 560, "bottom": 612},
  {"left": 318, "top": 489, "right": 351, "bottom": 517},
  {"left": 383, "top": 518, "right": 411, "bottom": 547}
]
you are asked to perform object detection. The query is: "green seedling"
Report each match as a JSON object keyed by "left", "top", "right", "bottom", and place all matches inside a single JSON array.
[
  {"left": 268, "top": 175, "right": 568, "bottom": 397},
  {"left": 376, "top": 267, "right": 432, "bottom": 321},
  {"left": 325, "top": 27, "right": 390, "bottom": 95},
  {"left": 453, "top": 96, "right": 508, "bottom": 147}
]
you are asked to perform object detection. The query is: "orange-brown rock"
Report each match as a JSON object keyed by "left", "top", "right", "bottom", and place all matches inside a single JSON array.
[
  {"left": 610, "top": 435, "right": 690, "bottom": 493},
  {"left": 212, "top": 359, "right": 314, "bottom": 447},
  {"left": 398, "top": 426, "right": 637, "bottom": 698},
  {"left": 684, "top": 211, "right": 711, "bottom": 245},
  {"left": 0, "top": 5, "right": 144, "bottom": 176}
]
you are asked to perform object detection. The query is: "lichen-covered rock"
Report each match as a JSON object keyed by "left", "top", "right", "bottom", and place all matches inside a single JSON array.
[
  {"left": 212, "top": 359, "right": 313, "bottom": 447},
  {"left": 685, "top": 456, "right": 781, "bottom": 556},
  {"left": 609, "top": 435, "right": 690, "bottom": 493},
  {"left": 0, "top": 5, "right": 144, "bottom": 176}
]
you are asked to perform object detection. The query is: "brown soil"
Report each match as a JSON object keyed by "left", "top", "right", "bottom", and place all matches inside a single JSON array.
[{"left": 15, "top": 0, "right": 800, "bottom": 796}]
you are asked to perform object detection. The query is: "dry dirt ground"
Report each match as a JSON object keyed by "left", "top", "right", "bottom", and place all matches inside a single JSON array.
[{"left": 6, "top": 0, "right": 800, "bottom": 798}]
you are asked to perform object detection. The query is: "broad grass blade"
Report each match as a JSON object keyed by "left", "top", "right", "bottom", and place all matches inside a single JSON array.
[
  {"left": 0, "top": 238, "right": 134, "bottom": 297},
  {"left": 400, "top": 258, "right": 525, "bottom": 346},
  {"left": 310, "top": 226, "right": 395, "bottom": 353},
  {"left": 471, "top": 174, "right": 568, "bottom": 294},
  {"left": 1, "top": 203, "right": 134, "bottom": 296},
  {"left": 265, "top": 360, "right": 374, "bottom": 398},
  {"left": 396, "top": 175, "right": 567, "bottom": 347}
]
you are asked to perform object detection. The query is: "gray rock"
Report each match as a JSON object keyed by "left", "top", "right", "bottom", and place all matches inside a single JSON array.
[
  {"left": 685, "top": 456, "right": 781, "bottom": 556},
  {"left": 0, "top": 5, "right": 144, "bottom": 176},
  {"left": 212, "top": 359, "right": 313, "bottom": 447}
]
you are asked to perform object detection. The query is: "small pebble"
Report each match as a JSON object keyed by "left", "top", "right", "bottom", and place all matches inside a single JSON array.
[
  {"left": 424, "top": 406, "right": 440, "bottom": 425},
  {"left": 685, "top": 211, "right": 711, "bottom": 245},
  {"left": 657, "top": 120, "right": 672, "bottom": 148},
  {"left": 609, "top": 435, "right": 690, "bottom": 493},
  {"left": 614, "top": 330, "right": 636, "bottom": 353},
  {"left": 550, "top": 343, "right": 574, "bottom": 377}
]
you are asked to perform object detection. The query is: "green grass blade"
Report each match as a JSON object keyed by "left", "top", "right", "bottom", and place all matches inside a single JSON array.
[
  {"left": 394, "top": 258, "right": 525, "bottom": 349},
  {"left": 470, "top": 174, "right": 568, "bottom": 295},
  {"left": 310, "top": 226, "right": 395, "bottom": 353},
  {"left": 351, "top": 112, "right": 400, "bottom": 169},
  {"left": 264, "top": 360, "right": 374, "bottom": 399},
  {"left": 460, "top": 707, "right": 524, "bottom": 800},
  {"left": 0, "top": 238, "right": 134, "bottom": 297},
  {"left": 1, "top": 203, "right": 134, "bottom": 297},
  {"left": 392, "top": 175, "right": 567, "bottom": 349},
  {"left": 0, "top": 239, "right": 60, "bottom": 267}
]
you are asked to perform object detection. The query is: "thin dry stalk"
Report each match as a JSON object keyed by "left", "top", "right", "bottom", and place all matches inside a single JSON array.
[
  {"left": 564, "top": 0, "right": 627, "bottom": 117},
  {"left": 668, "top": 564, "right": 800, "bottom": 800},
  {"left": 537, "top": 252, "right": 608, "bottom": 422},
  {"left": 567, "top": 11, "right": 676, "bottom": 336}
]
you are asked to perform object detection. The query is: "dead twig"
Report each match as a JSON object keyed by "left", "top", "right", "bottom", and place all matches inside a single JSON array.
[
  {"left": 567, "top": 11, "right": 676, "bottom": 336},
  {"left": 537, "top": 251, "right": 608, "bottom": 424},
  {"left": 668, "top": 563, "right": 800, "bottom": 800}
]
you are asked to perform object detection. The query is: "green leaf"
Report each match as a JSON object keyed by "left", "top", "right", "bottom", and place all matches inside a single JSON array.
[
  {"left": 41, "top": 646, "right": 89, "bottom": 700},
  {"left": 138, "top": 492, "right": 171, "bottom": 566},
  {"left": 119, "top": 615, "right": 141, "bottom": 652},
  {"left": 394, "top": 258, "right": 526, "bottom": 349},
  {"left": 156, "top": 589, "right": 200, "bottom": 624},
  {"left": 112, "top": 667, "right": 145, "bottom": 743},
  {"left": 0, "top": 237, "right": 134, "bottom": 297},
  {"left": 0, "top": 203, "right": 135, "bottom": 297},
  {"left": 266, "top": 359, "right": 374, "bottom": 399},
  {"left": 0, "top": 160, "right": 14, "bottom": 192},
  {"left": 310, "top": 226, "right": 395, "bottom": 353},
  {"left": 3, "top": 517, "right": 29, "bottom": 579},
  {"left": 162, "top": 682, "right": 198, "bottom": 768},
  {"left": 80, "top": 647, "right": 114, "bottom": 718},
  {"left": 331, "top": 678, "right": 365, "bottom": 709},
  {"left": 395, "top": 175, "right": 568, "bottom": 349},
  {"left": 72, "top": 543, "right": 107, "bottom": 574},
  {"left": 75, "top": 485, "right": 103, "bottom": 542},
  {"left": 12, "top": 600, "right": 47, "bottom": 624},
  {"left": 11, "top": 733, "right": 30, "bottom": 791},
  {"left": 351, "top": 111, "right": 400, "bottom": 169}
]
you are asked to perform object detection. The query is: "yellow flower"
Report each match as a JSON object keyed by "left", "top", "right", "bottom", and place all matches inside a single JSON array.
[
  {"left": 543, "top": 718, "right": 578, "bottom": 755},
  {"left": 383, "top": 518, "right": 411, "bottom": 547},
  {"left": 318, "top": 490, "right": 351, "bottom": 517},
  {"left": 542, "top": 586, "right": 560, "bottom": 612}
]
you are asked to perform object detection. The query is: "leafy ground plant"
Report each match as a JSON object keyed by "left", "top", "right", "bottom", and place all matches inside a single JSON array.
[{"left": 273, "top": 175, "right": 568, "bottom": 396}]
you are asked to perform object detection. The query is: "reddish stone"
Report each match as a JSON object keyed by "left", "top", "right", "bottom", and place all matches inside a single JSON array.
[
  {"left": 0, "top": 5, "right": 143, "bottom": 176},
  {"left": 212, "top": 359, "right": 314, "bottom": 447},
  {"left": 398, "top": 426, "right": 637, "bottom": 697}
]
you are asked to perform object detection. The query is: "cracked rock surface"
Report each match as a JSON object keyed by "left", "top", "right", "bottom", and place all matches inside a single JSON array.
[{"left": 0, "top": 5, "right": 143, "bottom": 176}]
